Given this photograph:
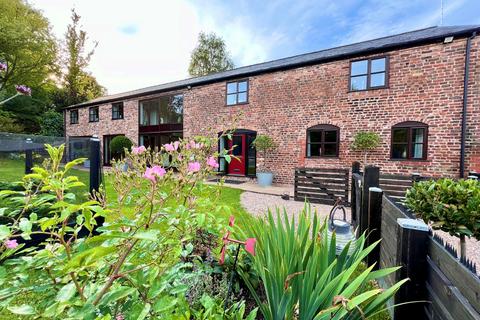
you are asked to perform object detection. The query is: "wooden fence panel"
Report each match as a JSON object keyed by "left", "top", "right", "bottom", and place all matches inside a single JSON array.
[
  {"left": 294, "top": 168, "right": 349, "bottom": 205},
  {"left": 378, "top": 196, "right": 480, "bottom": 320},
  {"left": 379, "top": 174, "right": 414, "bottom": 201}
]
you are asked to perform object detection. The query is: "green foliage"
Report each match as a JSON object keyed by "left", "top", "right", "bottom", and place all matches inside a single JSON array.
[
  {"left": 0, "top": 0, "right": 57, "bottom": 93},
  {"left": 351, "top": 131, "right": 381, "bottom": 164},
  {"left": 0, "top": 110, "right": 24, "bottom": 133},
  {"left": 188, "top": 32, "right": 235, "bottom": 77},
  {"left": 0, "top": 134, "right": 253, "bottom": 318},
  {"left": 109, "top": 136, "right": 133, "bottom": 158},
  {"left": 252, "top": 134, "right": 277, "bottom": 171},
  {"left": 252, "top": 134, "right": 276, "bottom": 153},
  {"left": 39, "top": 108, "right": 64, "bottom": 137},
  {"left": 405, "top": 178, "right": 480, "bottom": 240},
  {"left": 238, "top": 206, "right": 406, "bottom": 319},
  {"left": 351, "top": 131, "right": 380, "bottom": 152}
]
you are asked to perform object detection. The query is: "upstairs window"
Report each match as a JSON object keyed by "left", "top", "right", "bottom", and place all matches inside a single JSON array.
[
  {"left": 391, "top": 121, "right": 428, "bottom": 160},
  {"left": 306, "top": 124, "right": 340, "bottom": 157},
  {"left": 350, "top": 57, "right": 388, "bottom": 91},
  {"left": 112, "top": 102, "right": 124, "bottom": 120},
  {"left": 89, "top": 106, "right": 99, "bottom": 122},
  {"left": 70, "top": 109, "right": 79, "bottom": 124},
  {"left": 226, "top": 80, "right": 248, "bottom": 106}
]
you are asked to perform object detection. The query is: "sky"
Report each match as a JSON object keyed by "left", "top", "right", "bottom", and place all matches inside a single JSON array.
[{"left": 30, "top": 0, "right": 480, "bottom": 95}]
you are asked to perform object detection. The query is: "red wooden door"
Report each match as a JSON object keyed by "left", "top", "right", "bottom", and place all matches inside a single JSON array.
[{"left": 227, "top": 134, "right": 246, "bottom": 175}]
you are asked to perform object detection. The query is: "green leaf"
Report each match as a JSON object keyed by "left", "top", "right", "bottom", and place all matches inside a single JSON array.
[
  {"left": 8, "top": 304, "right": 35, "bottom": 315},
  {"left": 56, "top": 283, "right": 76, "bottom": 302},
  {"left": 19, "top": 218, "right": 32, "bottom": 233},
  {"left": 133, "top": 230, "right": 159, "bottom": 241},
  {"left": 136, "top": 303, "right": 151, "bottom": 320},
  {"left": 99, "top": 286, "right": 136, "bottom": 306},
  {"left": 0, "top": 225, "right": 10, "bottom": 240}
]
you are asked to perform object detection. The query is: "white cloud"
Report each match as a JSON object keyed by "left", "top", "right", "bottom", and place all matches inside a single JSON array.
[
  {"left": 30, "top": 0, "right": 210, "bottom": 94},
  {"left": 29, "top": 0, "right": 287, "bottom": 94}
]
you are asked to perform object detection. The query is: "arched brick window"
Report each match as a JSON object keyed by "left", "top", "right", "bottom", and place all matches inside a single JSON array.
[
  {"left": 306, "top": 124, "right": 340, "bottom": 157},
  {"left": 391, "top": 121, "right": 428, "bottom": 160}
]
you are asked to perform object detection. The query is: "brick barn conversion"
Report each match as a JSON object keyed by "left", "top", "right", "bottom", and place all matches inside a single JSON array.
[{"left": 64, "top": 25, "right": 480, "bottom": 184}]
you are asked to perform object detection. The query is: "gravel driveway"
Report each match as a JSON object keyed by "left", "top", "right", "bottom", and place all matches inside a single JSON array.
[{"left": 240, "top": 191, "right": 349, "bottom": 221}]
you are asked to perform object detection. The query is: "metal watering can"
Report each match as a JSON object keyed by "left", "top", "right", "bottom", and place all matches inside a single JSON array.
[{"left": 327, "top": 198, "right": 356, "bottom": 255}]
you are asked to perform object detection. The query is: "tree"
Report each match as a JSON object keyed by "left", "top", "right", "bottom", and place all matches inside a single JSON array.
[
  {"left": 39, "top": 108, "right": 64, "bottom": 136},
  {"left": 252, "top": 134, "right": 277, "bottom": 172},
  {"left": 57, "top": 9, "right": 105, "bottom": 108},
  {"left": 188, "top": 32, "right": 234, "bottom": 77},
  {"left": 351, "top": 131, "right": 381, "bottom": 165},
  {"left": 0, "top": 0, "right": 57, "bottom": 132},
  {"left": 0, "top": 0, "right": 57, "bottom": 93}
]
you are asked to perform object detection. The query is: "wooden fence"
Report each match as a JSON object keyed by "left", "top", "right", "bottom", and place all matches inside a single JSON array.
[
  {"left": 353, "top": 163, "right": 480, "bottom": 320},
  {"left": 294, "top": 167, "right": 349, "bottom": 205}
]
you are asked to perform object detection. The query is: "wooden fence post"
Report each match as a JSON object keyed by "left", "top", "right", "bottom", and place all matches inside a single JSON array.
[
  {"left": 89, "top": 136, "right": 101, "bottom": 194},
  {"left": 350, "top": 162, "right": 361, "bottom": 224},
  {"left": 25, "top": 138, "right": 33, "bottom": 174},
  {"left": 359, "top": 165, "right": 379, "bottom": 236},
  {"left": 367, "top": 187, "right": 383, "bottom": 268},
  {"left": 394, "top": 218, "right": 429, "bottom": 320}
]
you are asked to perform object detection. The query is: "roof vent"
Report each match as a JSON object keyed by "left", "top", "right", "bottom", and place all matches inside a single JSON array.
[{"left": 444, "top": 36, "right": 454, "bottom": 44}]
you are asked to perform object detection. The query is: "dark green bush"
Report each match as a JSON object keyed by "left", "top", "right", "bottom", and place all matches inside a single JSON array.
[
  {"left": 109, "top": 135, "right": 133, "bottom": 159},
  {"left": 405, "top": 178, "right": 480, "bottom": 240}
]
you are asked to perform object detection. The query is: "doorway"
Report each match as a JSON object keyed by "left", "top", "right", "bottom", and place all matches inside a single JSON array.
[{"left": 218, "top": 129, "right": 256, "bottom": 176}]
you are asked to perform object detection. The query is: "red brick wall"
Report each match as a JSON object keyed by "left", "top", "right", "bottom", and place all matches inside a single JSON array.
[
  {"left": 65, "top": 99, "right": 139, "bottom": 148},
  {"left": 184, "top": 37, "right": 480, "bottom": 184}
]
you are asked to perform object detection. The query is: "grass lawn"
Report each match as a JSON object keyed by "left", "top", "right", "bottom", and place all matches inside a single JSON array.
[{"left": 0, "top": 158, "right": 251, "bottom": 226}]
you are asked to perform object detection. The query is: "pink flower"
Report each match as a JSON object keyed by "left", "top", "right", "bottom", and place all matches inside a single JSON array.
[
  {"left": 132, "top": 146, "right": 146, "bottom": 154},
  {"left": 188, "top": 162, "right": 201, "bottom": 173},
  {"left": 15, "top": 85, "right": 31, "bottom": 96},
  {"left": 206, "top": 156, "right": 219, "bottom": 169},
  {"left": 185, "top": 140, "right": 202, "bottom": 150},
  {"left": 0, "top": 62, "right": 6, "bottom": 72},
  {"left": 4, "top": 239, "right": 18, "bottom": 249},
  {"left": 164, "top": 141, "right": 180, "bottom": 152},
  {"left": 219, "top": 215, "right": 256, "bottom": 264},
  {"left": 245, "top": 238, "right": 256, "bottom": 256},
  {"left": 143, "top": 165, "right": 166, "bottom": 183},
  {"left": 116, "top": 314, "right": 124, "bottom": 320}
]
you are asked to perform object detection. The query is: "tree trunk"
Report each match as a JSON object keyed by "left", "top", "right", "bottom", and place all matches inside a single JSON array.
[{"left": 364, "top": 152, "right": 368, "bottom": 167}]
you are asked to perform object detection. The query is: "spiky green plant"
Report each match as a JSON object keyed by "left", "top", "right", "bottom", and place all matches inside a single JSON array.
[{"left": 239, "top": 206, "right": 407, "bottom": 319}]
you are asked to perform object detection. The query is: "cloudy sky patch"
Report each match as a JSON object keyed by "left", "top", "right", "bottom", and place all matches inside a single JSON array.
[{"left": 31, "top": 0, "right": 480, "bottom": 94}]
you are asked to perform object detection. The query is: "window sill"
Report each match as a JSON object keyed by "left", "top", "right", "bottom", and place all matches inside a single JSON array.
[
  {"left": 112, "top": 118, "right": 124, "bottom": 121},
  {"left": 305, "top": 156, "right": 340, "bottom": 159},
  {"left": 348, "top": 86, "right": 389, "bottom": 93},
  {"left": 89, "top": 121, "right": 99, "bottom": 123},
  {"left": 70, "top": 123, "right": 79, "bottom": 125},
  {"left": 226, "top": 102, "right": 249, "bottom": 107},
  {"left": 389, "top": 158, "right": 430, "bottom": 162}
]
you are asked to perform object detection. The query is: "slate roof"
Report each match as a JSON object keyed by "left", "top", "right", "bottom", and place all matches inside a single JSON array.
[{"left": 67, "top": 25, "right": 480, "bottom": 109}]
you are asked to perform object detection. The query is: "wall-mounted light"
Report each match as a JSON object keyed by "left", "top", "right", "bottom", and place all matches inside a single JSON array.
[{"left": 444, "top": 36, "right": 454, "bottom": 44}]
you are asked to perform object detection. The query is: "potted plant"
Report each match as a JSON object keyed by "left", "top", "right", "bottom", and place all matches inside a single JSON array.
[
  {"left": 252, "top": 134, "right": 277, "bottom": 187},
  {"left": 109, "top": 136, "right": 133, "bottom": 170},
  {"left": 351, "top": 131, "right": 381, "bottom": 166}
]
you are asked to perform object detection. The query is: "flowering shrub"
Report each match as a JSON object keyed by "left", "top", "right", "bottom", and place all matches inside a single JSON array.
[{"left": 0, "top": 134, "right": 256, "bottom": 318}]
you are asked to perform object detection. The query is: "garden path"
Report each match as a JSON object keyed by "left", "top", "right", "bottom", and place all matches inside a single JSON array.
[{"left": 240, "top": 191, "right": 349, "bottom": 221}]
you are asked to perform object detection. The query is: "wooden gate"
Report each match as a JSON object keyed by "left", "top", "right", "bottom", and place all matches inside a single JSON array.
[{"left": 294, "top": 167, "right": 349, "bottom": 205}]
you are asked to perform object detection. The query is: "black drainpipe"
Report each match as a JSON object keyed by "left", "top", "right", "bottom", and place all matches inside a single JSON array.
[{"left": 460, "top": 31, "right": 476, "bottom": 178}]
